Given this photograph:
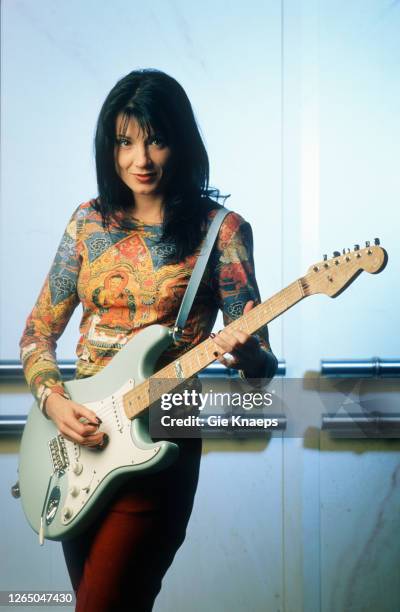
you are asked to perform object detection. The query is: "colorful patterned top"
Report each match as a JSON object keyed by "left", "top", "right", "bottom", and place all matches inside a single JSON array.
[{"left": 20, "top": 200, "right": 276, "bottom": 412}]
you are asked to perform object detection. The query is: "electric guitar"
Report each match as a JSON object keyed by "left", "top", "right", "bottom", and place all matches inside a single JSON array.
[{"left": 18, "top": 242, "right": 387, "bottom": 543}]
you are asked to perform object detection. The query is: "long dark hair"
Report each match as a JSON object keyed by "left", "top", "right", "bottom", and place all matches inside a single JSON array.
[{"left": 94, "top": 68, "right": 226, "bottom": 260}]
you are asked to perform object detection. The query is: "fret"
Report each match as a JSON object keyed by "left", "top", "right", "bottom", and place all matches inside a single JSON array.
[
  {"left": 123, "top": 390, "right": 140, "bottom": 419},
  {"left": 124, "top": 380, "right": 148, "bottom": 418},
  {"left": 181, "top": 352, "right": 195, "bottom": 378},
  {"left": 255, "top": 306, "right": 263, "bottom": 326},
  {"left": 203, "top": 341, "right": 211, "bottom": 361},
  {"left": 267, "top": 299, "right": 275, "bottom": 316}
]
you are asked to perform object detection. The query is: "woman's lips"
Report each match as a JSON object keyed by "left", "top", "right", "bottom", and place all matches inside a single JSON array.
[{"left": 134, "top": 173, "right": 156, "bottom": 183}]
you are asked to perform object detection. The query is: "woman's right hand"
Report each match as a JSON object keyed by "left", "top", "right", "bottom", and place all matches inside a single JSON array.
[{"left": 45, "top": 393, "right": 107, "bottom": 449}]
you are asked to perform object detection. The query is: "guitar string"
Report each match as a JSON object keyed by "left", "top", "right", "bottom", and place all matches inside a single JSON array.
[
  {"left": 72, "top": 282, "right": 305, "bottom": 432},
  {"left": 122, "top": 281, "right": 303, "bottom": 408}
]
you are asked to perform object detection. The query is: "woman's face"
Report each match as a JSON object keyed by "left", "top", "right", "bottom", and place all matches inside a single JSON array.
[{"left": 114, "top": 114, "right": 172, "bottom": 200}]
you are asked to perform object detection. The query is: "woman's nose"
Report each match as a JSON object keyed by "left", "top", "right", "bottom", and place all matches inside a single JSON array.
[{"left": 133, "top": 144, "right": 151, "bottom": 168}]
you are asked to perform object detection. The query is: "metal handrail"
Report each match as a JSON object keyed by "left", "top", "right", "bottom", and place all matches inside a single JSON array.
[
  {"left": 0, "top": 415, "right": 26, "bottom": 436},
  {"left": 0, "top": 359, "right": 286, "bottom": 382},
  {"left": 0, "top": 360, "right": 77, "bottom": 382},
  {"left": 321, "top": 358, "right": 400, "bottom": 377},
  {"left": 321, "top": 413, "right": 400, "bottom": 438}
]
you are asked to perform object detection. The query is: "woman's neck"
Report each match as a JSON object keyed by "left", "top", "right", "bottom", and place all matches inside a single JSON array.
[{"left": 131, "top": 194, "right": 164, "bottom": 224}]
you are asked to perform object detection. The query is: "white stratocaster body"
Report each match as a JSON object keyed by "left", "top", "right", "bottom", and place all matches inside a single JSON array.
[{"left": 19, "top": 325, "right": 179, "bottom": 543}]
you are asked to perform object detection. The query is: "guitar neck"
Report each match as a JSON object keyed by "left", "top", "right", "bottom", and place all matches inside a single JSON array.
[{"left": 123, "top": 278, "right": 307, "bottom": 419}]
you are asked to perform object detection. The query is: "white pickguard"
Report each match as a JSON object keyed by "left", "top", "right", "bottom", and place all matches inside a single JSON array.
[{"left": 61, "top": 379, "right": 160, "bottom": 524}]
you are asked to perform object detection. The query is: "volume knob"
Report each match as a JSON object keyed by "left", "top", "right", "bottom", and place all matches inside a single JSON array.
[
  {"left": 72, "top": 462, "right": 83, "bottom": 475},
  {"left": 69, "top": 486, "right": 80, "bottom": 497},
  {"left": 62, "top": 506, "right": 73, "bottom": 520}
]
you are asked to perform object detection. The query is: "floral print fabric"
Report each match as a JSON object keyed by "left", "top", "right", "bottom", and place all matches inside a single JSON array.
[{"left": 20, "top": 201, "right": 273, "bottom": 411}]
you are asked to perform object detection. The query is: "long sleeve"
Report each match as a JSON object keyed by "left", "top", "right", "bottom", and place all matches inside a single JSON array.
[
  {"left": 19, "top": 208, "right": 82, "bottom": 412},
  {"left": 211, "top": 212, "right": 278, "bottom": 379}
]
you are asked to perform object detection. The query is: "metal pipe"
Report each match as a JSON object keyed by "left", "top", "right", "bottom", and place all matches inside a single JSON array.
[
  {"left": 321, "top": 358, "right": 400, "bottom": 377},
  {"left": 0, "top": 360, "right": 76, "bottom": 382},
  {"left": 0, "top": 415, "right": 26, "bottom": 436},
  {"left": 322, "top": 413, "right": 400, "bottom": 438},
  {"left": 0, "top": 359, "right": 286, "bottom": 382}
]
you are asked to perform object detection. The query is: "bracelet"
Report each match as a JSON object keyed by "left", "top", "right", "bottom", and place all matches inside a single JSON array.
[{"left": 41, "top": 389, "right": 70, "bottom": 419}]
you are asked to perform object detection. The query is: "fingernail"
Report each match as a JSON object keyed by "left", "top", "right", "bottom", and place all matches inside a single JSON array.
[
  {"left": 209, "top": 333, "right": 216, "bottom": 339},
  {"left": 95, "top": 433, "right": 109, "bottom": 451}
]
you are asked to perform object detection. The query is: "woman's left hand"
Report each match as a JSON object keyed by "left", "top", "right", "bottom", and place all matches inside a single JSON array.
[{"left": 210, "top": 300, "right": 267, "bottom": 376}]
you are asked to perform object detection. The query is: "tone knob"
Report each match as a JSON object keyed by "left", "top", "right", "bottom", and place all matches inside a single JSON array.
[
  {"left": 62, "top": 506, "right": 73, "bottom": 520},
  {"left": 72, "top": 462, "right": 83, "bottom": 475},
  {"left": 69, "top": 486, "right": 80, "bottom": 497}
]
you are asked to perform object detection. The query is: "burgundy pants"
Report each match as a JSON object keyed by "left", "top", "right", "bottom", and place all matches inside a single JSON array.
[{"left": 62, "top": 439, "right": 202, "bottom": 612}]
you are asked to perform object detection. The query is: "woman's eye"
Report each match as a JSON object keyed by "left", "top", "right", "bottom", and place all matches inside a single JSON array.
[
  {"left": 149, "top": 135, "right": 165, "bottom": 147},
  {"left": 117, "top": 137, "right": 130, "bottom": 147}
]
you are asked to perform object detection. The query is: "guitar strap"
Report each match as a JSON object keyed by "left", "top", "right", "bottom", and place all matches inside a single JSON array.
[{"left": 172, "top": 206, "right": 231, "bottom": 343}]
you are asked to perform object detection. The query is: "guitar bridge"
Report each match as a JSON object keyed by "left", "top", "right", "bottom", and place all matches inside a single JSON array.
[{"left": 48, "top": 435, "right": 70, "bottom": 474}]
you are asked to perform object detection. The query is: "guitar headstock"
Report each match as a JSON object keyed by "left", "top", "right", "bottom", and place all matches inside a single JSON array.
[{"left": 304, "top": 240, "right": 388, "bottom": 297}]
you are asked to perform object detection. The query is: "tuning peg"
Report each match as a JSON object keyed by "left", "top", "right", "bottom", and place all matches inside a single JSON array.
[
  {"left": 365, "top": 240, "right": 370, "bottom": 247},
  {"left": 333, "top": 251, "right": 341, "bottom": 258},
  {"left": 374, "top": 238, "right": 380, "bottom": 245},
  {"left": 354, "top": 244, "right": 360, "bottom": 251},
  {"left": 323, "top": 254, "right": 327, "bottom": 261}
]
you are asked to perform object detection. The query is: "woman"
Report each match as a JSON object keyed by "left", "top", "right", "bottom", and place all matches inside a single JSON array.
[{"left": 20, "top": 69, "right": 278, "bottom": 611}]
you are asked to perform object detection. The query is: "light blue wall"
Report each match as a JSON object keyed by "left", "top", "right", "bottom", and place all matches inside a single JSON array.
[{"left": 1, "top": 1, "right": 399, "bottom": 611}]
